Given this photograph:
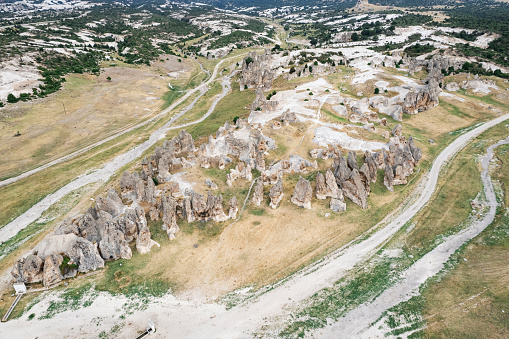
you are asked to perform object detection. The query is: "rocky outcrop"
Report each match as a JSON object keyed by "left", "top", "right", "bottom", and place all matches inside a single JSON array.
[
  {"left": 251, "top": 179, "right": 264, "bottom": 206},
  {"left": 11, "top": 254, "right": 44, "bottom": 283},
  {"left": 369, "top": 96, "right": 403, "bottom": 121},
  {"left": 342, "top": 169, "right": 369, "bottom": 209},
  {"left": 240, "top": 50, "right": 274, "bottom": 91},
  {"left": 291, "top": 177, "right": 312, "bottom": 209},
  {"left": 262, "top": 155, "right": 317, "bottom": 185},
  {"left": 402, "top": 78, "right": 441, "bottom": 114},
  {"left": 228, "top": 196, "right": 239, "bottom": 219},
  {"left": 426, "top": 54, "right": 465, "bottom": 80},
  {"left": 95, "top": 190, "right": 124, "bottom": 218},
  {"left": 445, "top": 82, "right": 459, "bottom": 91},
  {"left": 43, "top": 254, "right": 63, "bottom": 287},
  {"left": 226, "top": 162, "right": 253, "bottom": 186},
  {"left": 98, "top": 211, "right": 132, "bottom": 261},
  {"left": 136, "top": 225, "right": 158, "bottom": 254},
  {"left": 315, "top": 169, "right": 342, "bottom": 200},
  {"left": 251, "top": 88, "right": 278, "bottom": 113},
  {"left": 384, "top": 133, "right": 422, "bottom": 191},
  {"left": 162, "top": 195, "right": 179, "bottom": 240},
  {"left": 269, "top": 179, "right": 284, "bottom": 209},
  {"left": 206, "top": 192, "right": 228, "bottom": 222},
  {"left": 67, "top": 237, "right": 104, "bottom": 273},
  {"left": 330, "top": 198, "right": 346, "bottom": 212}
]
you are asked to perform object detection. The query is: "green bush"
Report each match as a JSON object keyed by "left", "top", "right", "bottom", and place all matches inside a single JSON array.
[{"left": 7, "top": 93, "right": 18, "bottom": 103}]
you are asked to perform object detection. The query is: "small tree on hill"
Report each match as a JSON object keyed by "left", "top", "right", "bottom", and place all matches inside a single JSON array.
[{"left": 7, "top": 93, "right": 17, "bottom": 103}]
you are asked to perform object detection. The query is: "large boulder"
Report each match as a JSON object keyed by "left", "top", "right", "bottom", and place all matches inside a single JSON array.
[
  {"left": 316, "top": 170, "right": 342, "bottom": 200},
  {"left": 402, "top": 78, "right": 441, "bottom": 114},
  {"left": 98, "top": 211, "right": 132, "bottom": 260},
  {"left": 251, "top": 180, "right": 264, "bottom": 206},
  {"left": 136, "top": 225, "right": 158, "bottom": 254},
  {"left": 269, "top": 179, "right": 284, "bottom": 209},
  {"left": 342, "top": 169, "right": 369, "bottom": 209},
  {"left": 162, "top": 195, "right": 179, "bottom": 240},
  {"left": 11, "top": 254, "right": 44, "bottom": 283},
  {"left": 43, "top": 254, "right": 63, "bottom": 287},
  {"left": 347, "top": 151, "right": 359, "bottom": 171},
  {"left": 95, "top": 190, "right": 124, "bottom": 218},
  {"left": 228, "top": 196, "right": 239, "bottom": 219},
  {"left": 330, "top": 198, "right": 346, "bottom": 212},
  {"left": 445, "top": 82, "right": 459, "bottom": 91},
  {"left": 291, "top": 177, "right": 312, "bottom": 209},
  {"left": 206, "top": 192, "right": 228, "bottom": 222}
]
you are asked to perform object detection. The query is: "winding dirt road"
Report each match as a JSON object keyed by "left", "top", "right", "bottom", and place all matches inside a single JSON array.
[
  {"left": 318, "top": 135, "right": 509, "bottom": 338},
  {"left": 0, "top": 56, "right": 241, "bottom": 244}
]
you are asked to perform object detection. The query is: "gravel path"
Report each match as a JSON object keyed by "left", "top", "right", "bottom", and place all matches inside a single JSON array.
[
  {"left": 0, "top": 56, "right": 241, "bottom": 244},
  {"left": 316, "top": 135, "right": 509, "bottom": 338}
]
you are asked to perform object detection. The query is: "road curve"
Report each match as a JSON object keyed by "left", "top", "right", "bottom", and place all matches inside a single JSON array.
[
  {"left": 0, "top": 56, "right": 229, "bottom": 189},
  {"left": 318, "top": 134, "right": 509, "bottom": 338},
  {"left": 0, "top": 56, "right": 243, "bottom": 245},
  {"left": 185, "top": 113, "right": 509, "bottom": 338}
]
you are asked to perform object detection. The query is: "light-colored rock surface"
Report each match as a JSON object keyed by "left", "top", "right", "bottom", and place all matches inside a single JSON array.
[
  {"left": 269, "top": 179, "right": 284, "bottom": 209},
  {"left": 291, "top": 177, "right": 312, "bottom": 209}
]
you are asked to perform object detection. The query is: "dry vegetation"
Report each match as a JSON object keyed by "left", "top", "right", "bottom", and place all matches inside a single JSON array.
[
  {"left": 419, "top": 123, "right": 509, "bottom": 338},
  {"left": 0, "top": 56, "right": 194, "bottom": 180}
]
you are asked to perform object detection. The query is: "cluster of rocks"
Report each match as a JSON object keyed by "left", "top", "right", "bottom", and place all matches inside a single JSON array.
[
  {"left": 12, "top": 189, "right": 155, "bottom": 287},
  {"left": 251, "top": 88, "right": 278, "bottom": 113},
  {"left": 402, "top": 78, "right": 441, "bottom": 115},
  {"left": 137, "top": 129, "right": 196, "bottom": 185},
  {"left": 307, "top": 124, "right": 422, "bottom": 209},
  {"left": 226, "top": 162, "right": 253, "bottom": 186},
  {"left": 262, "top": 155, "right": 317, "bottom": 185},
  {"left": 239, "top": 50, "right": 274, "bottom": 91},
  {"left": 199, "top": 118, "right": 276, "bottom": 172},
  {"left": 383, "top": 124, "right": 422, "bottom": 191},
  {"left": 11, "top": 127, "right": 248, "bottom": 286}
]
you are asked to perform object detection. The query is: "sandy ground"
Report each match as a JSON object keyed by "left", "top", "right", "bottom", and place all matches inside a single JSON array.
[
  {"left": 317, "top": 135, "right": 509, "bottom": 338},
  {"left": 2, "top": 113, "right": 507, "bottom": 338}
]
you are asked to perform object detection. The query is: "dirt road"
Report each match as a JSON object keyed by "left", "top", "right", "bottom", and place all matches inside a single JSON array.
[
  {"left": 317, "top": 135, "right": 509, "bottom": 338},
  {"left": 0, "top": 57, "right": 241, "bottom": 245}
]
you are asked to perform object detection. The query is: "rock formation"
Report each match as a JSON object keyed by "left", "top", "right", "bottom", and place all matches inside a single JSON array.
[
  {"left": 226, "top": 162, "right": 253, "bottom": 186},
  {"left": 43, "top": 254, "right": 63, "bottom": 287},
  {"left": 239, "top": 50, "right": 274, "bottom": 91},
  {"left": 402, "top": 78, "right": 441, "bottom": 114},
  {"left": 330, "top": 198, "right": 346, "bottom": 212},
  {"left": 445, "top": 82, "right": 459, "bottom": 91},
  {"left": 315, "top": 169, "right": 342, "bottom": 200},
  {"left": 342, "top": 169, "right": 369, "bottom": 209},
  {"left": 228, "top": 196, "right": 239, "bottom": 219},
  {"left": 291, "top": 177, "right": 312, "bottom": 209},
  {"left": 11, "top": 254, "right": 44, "bottom": 283},
  {"left": 269, "top": 179, "right": 284, "bottom": 209},
  {"left": 251, "top": 179, "right": 264, "bottom": 206}
]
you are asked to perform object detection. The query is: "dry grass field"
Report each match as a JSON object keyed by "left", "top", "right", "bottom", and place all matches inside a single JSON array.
[
  {"left": 0, "top": 56, "right": 195, "bottom": 180},
  {"left": 419, "top": 123, "right": 509, "bottom": 338}
]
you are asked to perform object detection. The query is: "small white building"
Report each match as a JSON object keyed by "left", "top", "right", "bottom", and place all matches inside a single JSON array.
[{"left": 13, "top": 282, "right": 26, "bottom": 295}]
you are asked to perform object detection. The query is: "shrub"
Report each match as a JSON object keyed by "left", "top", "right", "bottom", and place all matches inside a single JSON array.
[
  {"left": 7, "top": 93, "right": 17, "bottom": 103},
  {"left": 59, "top": 256, "right": 78, "bottom": 275},
  {"left": 374, "top": 87, "right": 380, "bottom": 94},
  {"left": 152, "top": 177, "right": 159, "bottom": 186}
]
